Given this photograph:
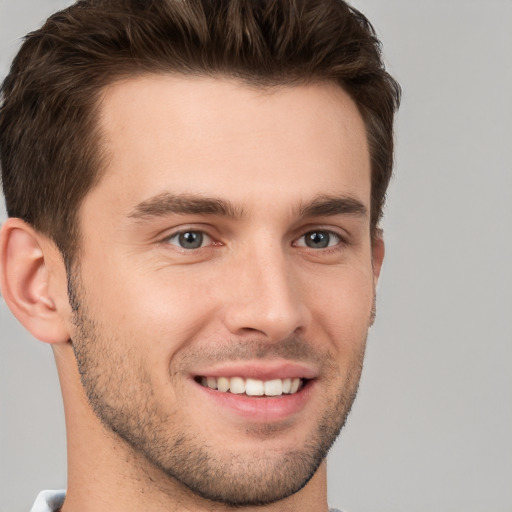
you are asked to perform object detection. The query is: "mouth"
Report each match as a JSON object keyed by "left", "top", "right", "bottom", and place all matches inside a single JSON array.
[
  {"left": 191, "top": 364, "right": 317, "bottom": 421},
  {"left": 194, "top": 376, "right": 307, "bottom": 397}
]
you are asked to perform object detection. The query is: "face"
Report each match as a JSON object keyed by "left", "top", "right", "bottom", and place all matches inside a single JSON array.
[{"left": 69, "top": 75, "right": 381, "bottom": 506}]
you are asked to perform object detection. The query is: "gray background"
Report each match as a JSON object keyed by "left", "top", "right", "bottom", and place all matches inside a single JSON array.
[{"left": 1, "top": 1, "right": 511, "bottom": 511}]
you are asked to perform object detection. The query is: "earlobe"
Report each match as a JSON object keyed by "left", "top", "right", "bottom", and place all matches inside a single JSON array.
[{"left": 0, "top": 218, "right": 70, "bottom": 344}]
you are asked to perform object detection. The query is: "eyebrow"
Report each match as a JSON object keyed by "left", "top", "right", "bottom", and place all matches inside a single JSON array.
[
  {"left": 127, "top": 192, "right": 367, "bottom": 222},
  {"left": 127, "top": 193, "right": 245, "bottom": 220},
  {"left": 298, "top": 195, "right": 368, "bottom": 219}
]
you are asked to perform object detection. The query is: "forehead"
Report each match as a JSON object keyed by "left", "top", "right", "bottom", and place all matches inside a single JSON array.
[{"left": 90, "top": 74, "right": 370, "bottom": 218}]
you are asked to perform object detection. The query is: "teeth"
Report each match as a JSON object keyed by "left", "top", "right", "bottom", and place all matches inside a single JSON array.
[
  {"left": 264, "top": 379, "right": 283, "bottom": 396},
  {"left": 246, "top": 378, "right": 265, "bottom": 396},
  {"left": 230, "top": 377, "right": 245, "bottom": 394},
  {"left": 217, "top": 377, "right": 230, "bottom": 392},
  {"left": 198, "top": 376, "right": 303, "bottom": 396}
]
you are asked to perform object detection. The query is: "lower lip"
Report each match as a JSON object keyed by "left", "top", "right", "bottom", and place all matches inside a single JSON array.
[{"left": 193, "top": 380, "right": 315, "bottom": 422}]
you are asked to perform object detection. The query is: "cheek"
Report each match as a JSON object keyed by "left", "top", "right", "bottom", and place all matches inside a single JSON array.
[
  {"left": 79, "top": 258, "right": 220, "bottom": 359},
  {"left": 303, "top": 265, "right": 374, "bottom": 350}
]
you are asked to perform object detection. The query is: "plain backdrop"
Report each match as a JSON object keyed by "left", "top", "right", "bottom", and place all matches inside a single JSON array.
[{"left": 1, "top": 1, "right": 511, "bottom": 511}]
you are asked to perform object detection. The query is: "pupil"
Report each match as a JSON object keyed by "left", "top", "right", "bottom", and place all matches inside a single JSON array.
[
  {"left": 179, "top": 231, "right": 203, "bottom": 249},
  {"left": 306, "top": 232, "right": 329, "bottom": 248}
]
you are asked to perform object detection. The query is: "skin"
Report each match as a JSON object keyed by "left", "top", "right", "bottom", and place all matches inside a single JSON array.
[{"left": 0, "top": 75, "right": 384, "bottom": 512}]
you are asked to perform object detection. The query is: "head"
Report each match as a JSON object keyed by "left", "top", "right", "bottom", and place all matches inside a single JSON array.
[{"left": 0, "top": 1, "right": 400, "bottom": 509}]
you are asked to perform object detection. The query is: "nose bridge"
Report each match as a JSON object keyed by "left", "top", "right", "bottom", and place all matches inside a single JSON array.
[{"left": 223, "top": 237, "right": 308, "bottom": 340}]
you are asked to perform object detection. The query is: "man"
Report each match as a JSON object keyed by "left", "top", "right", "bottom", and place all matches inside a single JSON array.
[{"left": 0, "top": 0, "right": 400, "bottom": 511}]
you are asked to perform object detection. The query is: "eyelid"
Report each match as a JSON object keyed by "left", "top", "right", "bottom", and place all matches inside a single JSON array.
[
  {"left": 167, "top": 230, "right": 211, "bottom": 247},
  {"left": 160, "top": 226, "right": 219, "bottom": 249},
  {"left": 293, "top": 228, "right": 347, "bottom": 248}
]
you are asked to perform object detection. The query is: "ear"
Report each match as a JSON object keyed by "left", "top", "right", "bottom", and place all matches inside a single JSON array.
[
  {"left": 369, "top": 231, "right": 385, "bottom": 326},
  {"left": 0, "top": 218, "right": 70, "bottom": 344},
  {"left": 371, "top": 230, "right": 385, "bottom": 284}
]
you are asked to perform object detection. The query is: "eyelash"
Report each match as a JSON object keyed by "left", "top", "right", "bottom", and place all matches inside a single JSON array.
[
  {"left": 164, "top": 230, "right": 216, "bottom": 250},
  {"left": 294, "top": 230, "right": 344, "bottom": 250},
  {"left": 162, "top": 228, "right": 346, "bottom": 252}
]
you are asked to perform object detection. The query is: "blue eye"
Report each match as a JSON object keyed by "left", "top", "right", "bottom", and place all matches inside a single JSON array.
[
  {"left": 167, "top": 231, "right": 210, "bottom": 249},
  {"left": 297, "top": 231, "right": 341, "bottom": 249}
]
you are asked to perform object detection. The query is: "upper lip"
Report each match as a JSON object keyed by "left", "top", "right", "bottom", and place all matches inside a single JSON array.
[{"left": 190, "top": 360, "right": 318, "bottom": 381}]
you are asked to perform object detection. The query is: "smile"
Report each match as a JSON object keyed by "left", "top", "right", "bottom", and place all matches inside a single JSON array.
[{"left": 196, "top": 376, "right": 305, "bottom": 397}]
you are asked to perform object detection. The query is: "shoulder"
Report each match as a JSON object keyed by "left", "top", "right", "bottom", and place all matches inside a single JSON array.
[{"left": 30, "top": 490, "right": 66, "bottom": 512}]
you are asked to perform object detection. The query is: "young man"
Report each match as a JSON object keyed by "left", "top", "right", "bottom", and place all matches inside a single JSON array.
[{"left": 0, "top": 1, "right": 400, "bottom": 511}]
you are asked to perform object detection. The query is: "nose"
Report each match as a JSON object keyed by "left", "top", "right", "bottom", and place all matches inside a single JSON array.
[{"left": 221, "top": 242, "right": 310, "bottom": 342}]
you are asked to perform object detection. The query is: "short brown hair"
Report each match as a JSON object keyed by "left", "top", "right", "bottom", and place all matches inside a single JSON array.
[{"left": 0, "top": 0, "right": 400, "bottom": 262}]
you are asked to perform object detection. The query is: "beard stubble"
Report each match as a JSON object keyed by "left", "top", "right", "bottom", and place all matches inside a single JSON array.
[{"left": 68, "top": 273, "right": 366, "bottom": 507}]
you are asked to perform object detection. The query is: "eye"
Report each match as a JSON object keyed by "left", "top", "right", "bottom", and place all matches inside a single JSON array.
[
  {"left": 295, "top": 230, "right": 341, "bottom": 249},
  {"left": 166, "top": 230, "right": 212, "bottom": 249}
]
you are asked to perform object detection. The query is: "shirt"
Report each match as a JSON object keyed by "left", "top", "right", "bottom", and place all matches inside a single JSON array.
[{"left": 30, "top": 490, "right": 345, "bottom": 511}]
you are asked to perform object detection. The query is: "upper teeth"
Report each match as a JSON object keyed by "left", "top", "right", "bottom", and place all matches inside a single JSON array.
[{"left": 199, "top": 377, "right": 303, "bottom": 396}]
